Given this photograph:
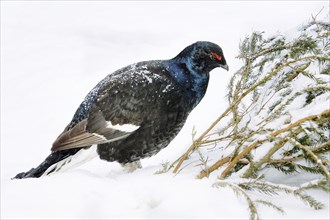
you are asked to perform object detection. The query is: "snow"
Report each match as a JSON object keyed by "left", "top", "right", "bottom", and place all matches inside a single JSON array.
[{"left": 1, "top": 1, "right": 329, "bottom": 219}]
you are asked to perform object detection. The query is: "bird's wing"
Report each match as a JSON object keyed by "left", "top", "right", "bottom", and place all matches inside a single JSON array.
[
  {"left": 52, "top": 61, "right": 174, "bottom": 152},
  {"left": 51, "top": 110, "right": 139, "bottom": 151}
]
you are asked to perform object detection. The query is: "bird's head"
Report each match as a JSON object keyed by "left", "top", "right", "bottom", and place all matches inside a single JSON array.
[{"left": 174, "top": 41, "right": 229, "bottom": 75}]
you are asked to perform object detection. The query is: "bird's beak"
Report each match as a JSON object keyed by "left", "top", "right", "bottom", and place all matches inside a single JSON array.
[{"left": 220, "top": 64, "right": 229, "bottom": 71}]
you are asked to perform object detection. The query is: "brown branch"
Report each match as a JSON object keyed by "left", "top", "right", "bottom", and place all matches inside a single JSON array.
[
  {"left": 219, "top": 141, "right": 262, "bottom": 179},
  {"left": 270, "top": 109, "right": 329, "bottom": 137},
  {"left": 199, "top": 135, "right": 234, "bottom": 145},
  {"left": 219, "top": 109, "right": 330, "bottom": 179},
  {"left": 196, "top": 156, "right": 231, "bottom": 179},
  {"left": 286, "top": 62, "right": 311, "bottom": 82},
  {"left": 243, "top": 126, "right": 304, "bottom": 178},
  {"left": 241, "top": 130, "right": 298, "bottom": 178}
]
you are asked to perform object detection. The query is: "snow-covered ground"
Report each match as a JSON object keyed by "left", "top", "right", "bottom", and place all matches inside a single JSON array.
[{"left": 1, "top": 1, "right": 329, "bottom": 219}]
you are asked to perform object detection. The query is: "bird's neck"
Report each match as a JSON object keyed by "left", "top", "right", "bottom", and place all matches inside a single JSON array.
[{"left": 165, "top": 58, "right": 210, "bottom": 107}]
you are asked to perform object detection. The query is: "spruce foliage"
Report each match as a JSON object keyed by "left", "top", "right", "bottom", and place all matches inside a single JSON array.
[{"left": 169, "top": 19, "right": 330, "bottom": 219}]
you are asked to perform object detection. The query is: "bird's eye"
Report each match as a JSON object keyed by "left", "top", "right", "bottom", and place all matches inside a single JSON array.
[{"left": 210, "top": 52, "right": 222, "bottom": 61}]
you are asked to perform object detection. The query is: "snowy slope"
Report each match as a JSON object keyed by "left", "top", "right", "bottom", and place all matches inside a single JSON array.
[{"left": 1, "top": 1, "right": 329, "bottom": 219}]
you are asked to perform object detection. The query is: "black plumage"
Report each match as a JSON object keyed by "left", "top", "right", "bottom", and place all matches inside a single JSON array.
[{"left": 14, "top": 41, "right": 228, "bottom": 179}]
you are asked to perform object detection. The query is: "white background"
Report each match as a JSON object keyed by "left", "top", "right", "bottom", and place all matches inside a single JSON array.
[{"left": 1, "top": 1, "right": 329, "bottom": 219}]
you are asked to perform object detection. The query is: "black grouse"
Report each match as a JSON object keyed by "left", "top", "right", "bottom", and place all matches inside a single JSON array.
[{"left": 14, "top": 41, "right": 228, "bottom": 179}]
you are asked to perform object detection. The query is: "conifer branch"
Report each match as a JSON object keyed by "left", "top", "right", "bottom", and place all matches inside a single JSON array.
[
  {"left": 242, "top": 128, "right": 301, "bottom": 178},
  {"left": 286, "top": 137, "right": 330, "bottom": 182},
  {"left": 254, "top": 200, "right": 285, "bottom": 215},
  {"left": 239, "top": 181, "right": 325, "bottom": 210},
  {"left": 242, "top": 137, "right": 288, "bottom": 178},
  {"left": 213, "top": 181, "right": 260, "bottom": 220},
  {"left": 172, "top": 53, "right": 329, "bottom": 173},
  {"left": 220, "top": 110, "right": 329, "bottom": 179},
  {"left": 170, "top": 24, "right": 330, "bottom": 219},
  {"left": 269, "top": 141, "right": 330, "bottom": 165}
]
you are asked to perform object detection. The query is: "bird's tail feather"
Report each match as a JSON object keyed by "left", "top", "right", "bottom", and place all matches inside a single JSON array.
[{"left": 13, "top": 146, "right": 97, "bottom": 179}]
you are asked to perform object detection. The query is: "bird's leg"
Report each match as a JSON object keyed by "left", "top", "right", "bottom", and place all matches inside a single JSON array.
[{"left": 120, "top": 160, "right": 142, "bottom": 173}]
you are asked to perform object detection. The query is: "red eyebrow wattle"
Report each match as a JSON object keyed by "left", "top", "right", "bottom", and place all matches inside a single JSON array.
[{"left": 210, "top": 52, "right": 222, "bottom": 61}]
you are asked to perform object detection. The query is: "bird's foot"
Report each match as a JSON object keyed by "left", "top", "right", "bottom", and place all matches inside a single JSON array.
[{"left": 120, "top": 160, "right": 142, "bottom": 173}]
